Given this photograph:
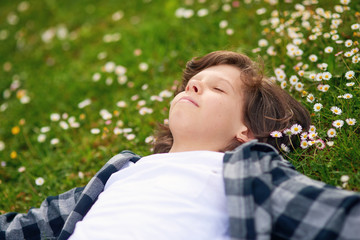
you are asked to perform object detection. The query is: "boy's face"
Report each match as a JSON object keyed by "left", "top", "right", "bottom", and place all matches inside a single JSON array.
[{"left": 169, "top": 64, "right": 250, "bottom": 152}]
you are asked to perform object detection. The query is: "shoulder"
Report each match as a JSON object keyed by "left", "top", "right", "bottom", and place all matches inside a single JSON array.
[{"left": 224, "top": 140, "right": 280, "bottom": 162}]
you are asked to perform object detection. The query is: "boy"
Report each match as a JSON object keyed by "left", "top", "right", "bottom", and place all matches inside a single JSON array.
[{"left": 1, "top": 51, "right": 359, "bottom": 240}]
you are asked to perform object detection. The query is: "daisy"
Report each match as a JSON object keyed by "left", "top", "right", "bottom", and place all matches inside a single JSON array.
[
  {"left": 345, "top": 70, "right": 355, "bottom": 79},
  {"left": 332, "top": 120, "right": 344, "bottom": 128},
  {"left": 322, "top": 84, "right": 330, "bottom": 92},
  {"left": 340, "top": 0, "right": 351, "bottom": 5},
  {"left": 139, "top": 62, "right": 149, "bottom": 72},
  {"left": 270, "top": 131, "right": 283, "bottom": 138},
  {"left": 309, "top": 73, "right": 316, "bottom": 81},
  {"left": 300, "top": 140, "right": 309, "bottom": 149},
  {"left": 35, "top": 177, "right": 45, "bottom": 186},
  {"left": 300, "top": 132, "right": 308, "bottom": 140},
  {"left": 281, "top": 144, "right": 290, "bottom": 153},
  {"left": 295, "top": 82, "right": 304, "bottom": 91},
  {"left": 352, "top": 55, "right": 359, "bottom": 63},
  {"left": 313, "top": 103, "right": 323, "bottom": 112},
  {"left": 330, "top": 106, "right": 342, "bottom": 115},
  {"left": 126, "top": 134, "right": 136, "bottom": 141},
  {"left": 316, "top": 73, "right": 323, "bottom": 81},
  {"left": 280, "top": 81, "right": 287, "bottom": 89},
  {"left": 344, "top": 51, "right": 353, "bottom": 57},
  {"left": 343, "top": 93, "right": 353, "bottom": 99},
  {"left": 327, "top": 128, "right": 336, "bottom": 138},
  {"left": 323, "top": 33, "right": 331, "bottom": 39},
  {"left": 291, "top": 124, "right": 302, "bottom": 134},
  {"left": 90, "top": 128, "right": 101, "bottom": 134},
  {"left": 50, "top": 138, "right": 59, "bottom": 145},
  {"left": 351, "top": 23, "right": 360, "bottom": 30},
  {"left": 322, "top": 72, "right": 332, "bottom": 80},
  {"left": 50, "top": 113, "right": 61, "bottom": 121},
  {"left": 331, "top": 34, "right": 339, "bottom": 40},
  {"left": 306, "top": 94, "right": 315, "bottom": 103},
  {"left": 289, "top": 75, "right": 299, "bottom": 85},
  {"left": 308, "top": 132, "right": 318, "bottom": 140},
  {"left": 346, "top": 118, "right": 356, "bottom": 125},
  {"left": 346, "top": 82, "right": 355, "bottom": 86},
  {"left": 37, "top": 134, "right": 46, "bottom": 143},
  {"left": 309, "top": 54, "right": 318, "bottom": 62},
  {"left": 258, "top": 39, "right": 269, "bottom": 47},
  {"left": 345, "top": 39, "right": 353, "bottom": 47},
  {"left": 340, "top": 175, "right": 350, "bottom": 183},
  {"left": 326, "top": 141, "right": 334, "bottom": 147}
]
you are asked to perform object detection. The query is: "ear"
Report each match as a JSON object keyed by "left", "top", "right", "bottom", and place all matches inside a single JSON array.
[{"left": 235, "top": 125, "right": 253, "bottom": 143}]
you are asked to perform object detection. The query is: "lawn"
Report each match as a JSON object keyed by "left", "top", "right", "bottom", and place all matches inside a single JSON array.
[{"left": 0, "top": 0, "right": 359, "bottom": 213}]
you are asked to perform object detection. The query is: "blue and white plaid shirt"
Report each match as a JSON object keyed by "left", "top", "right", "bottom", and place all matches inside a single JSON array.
[{"left": 1, "top": 140, "right": 360, "bottom": 240}]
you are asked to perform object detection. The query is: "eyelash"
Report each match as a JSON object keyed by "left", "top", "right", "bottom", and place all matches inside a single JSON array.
[{"left": 214, "top": 87, "right": 225, "bottom": 93}]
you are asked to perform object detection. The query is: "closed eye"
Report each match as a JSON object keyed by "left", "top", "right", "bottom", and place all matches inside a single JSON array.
[{"left": 214, "top": 87, "right": 225, "bottom": 93}]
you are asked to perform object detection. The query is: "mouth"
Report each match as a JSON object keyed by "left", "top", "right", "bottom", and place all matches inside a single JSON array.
[{"left": 178, "top": 96, "right": 199, "bottom": 107}]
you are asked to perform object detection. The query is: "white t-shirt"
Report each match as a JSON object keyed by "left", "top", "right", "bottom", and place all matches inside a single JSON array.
[{"left": 69, "top": 151, "right": 229, "bottom": 240}]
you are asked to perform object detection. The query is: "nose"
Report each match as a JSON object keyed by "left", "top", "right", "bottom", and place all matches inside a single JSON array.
[{"left": 186, "top": 80, "right": 202, "bottom": 94}]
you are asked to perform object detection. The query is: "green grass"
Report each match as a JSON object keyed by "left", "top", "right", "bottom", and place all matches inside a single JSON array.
[{"left": 0, "top": 0, "right": 359, "bottom": 213}]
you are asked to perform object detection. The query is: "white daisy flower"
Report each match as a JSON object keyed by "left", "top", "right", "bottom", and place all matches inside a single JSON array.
[
  {"left": 37, "top": 134, "right": 46, "bottom": 143},
  {"left": 327, "top": 128, "right": 336, "bottom": 138},
  {"left": 316, "top": 73, "right": 323, "bottom": 81},
  {"left": 345, "top": 70, "right": 355, "bottom": 79},
  {"left": 313, "top": 103, "right": 323, "bottom": 112},
  {"left": 139, "top": 62, "right": 149, "bottom": 72},
  {"left": 332, "top": 120, "right": 344, "bottom": 128},
  {"left": 258, "top": 39, "right": 269, "bottom": 47},
  {"left": 126, "top": 134, "right": 136, "bottom": 141},
  {"left": 343, "top": 93, "right": 353, "bottom": 99},
  {"left": 330, "top": 106, "right": 342, "bottom": 115},
  {"left": 50, "top": 113, "right": 61, "bottom": 122},
  {"left": 351, "top": 23, "right": 360, "bottom": 30},
  {"left": 346, "top": 118, "right": 356, "bottom": 125},
  {"left": 300, "top": 132, "right": 308, "bottom": 140},
  {"left": 0, "top": 141, "right": 5, "bottom": 151},
  {"left": 308, "top": 132, "right": 318, "bottom": 140},
  {"left": 345, "top": 39, "right": 353, "bottom": 47},
  {"left": 309, "top": 125, "right": 316, "bottom": 132},
  {"left": 90, "top": 128, "right": 101, "bottom": 134},
  {"left": 50, "top": 138, "right": 59, "bottom": 145},
  {"left": 35, "top": 177, "right": 45, "bottom": 186},
  {"left": 324, "top": 46, "right": 333, "bottom": 53},
  {"left": 270, "top": 131, "right": 283, "bottom": 138},
  {"left": 322, "top": 72, "right": 332, "bottom": 80},
  {"left": 289, "top": 75, "right": 299, "bottom": 85},
  {"left": 281, "top": 144, "right": 290, "bottom": 153},
  {"left": 295, "top": 82, "right": 304, "bottom": 91},
  {"left": 309, "top": 73, "right": 316, "bottom": 81},
  {"left": 300, "top": 140, "right": 309, "bottom": 149},
  {"left": 306, "top": 94, "right": 315, "bottom": 103},
  {"left": 309, "top": 54, "right": 318, "bottom": 62}
]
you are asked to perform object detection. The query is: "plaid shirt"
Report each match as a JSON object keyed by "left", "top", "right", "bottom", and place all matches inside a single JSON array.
[{"left": 1, "top": 141, "right": 359, "bottom": 240}]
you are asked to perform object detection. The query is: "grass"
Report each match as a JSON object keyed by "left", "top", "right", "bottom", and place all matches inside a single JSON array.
[{"left": 0, "top": 0, "right": 359, "bottom": 213}]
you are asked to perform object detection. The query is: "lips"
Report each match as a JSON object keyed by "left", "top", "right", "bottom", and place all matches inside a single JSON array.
[{"left": 178, "top": 96, "right": 199, "bottom": 107}]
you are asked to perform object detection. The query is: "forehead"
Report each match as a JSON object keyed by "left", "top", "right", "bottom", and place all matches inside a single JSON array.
[{"left": 194, "top": 64, "right": 243, "bottom": 88}]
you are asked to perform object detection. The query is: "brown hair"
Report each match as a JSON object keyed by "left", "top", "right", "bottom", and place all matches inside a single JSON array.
[{"left": 153, "top": 51, "right": 311, "bottom": 153}]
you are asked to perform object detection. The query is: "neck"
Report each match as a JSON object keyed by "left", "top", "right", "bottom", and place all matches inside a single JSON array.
[{"left": 169, "top": 140, "right": 219, "bottom": 153}]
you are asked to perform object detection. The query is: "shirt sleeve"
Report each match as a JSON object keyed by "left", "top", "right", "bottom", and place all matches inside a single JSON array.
[
  {"left": 223, "top": 141, "right": 360, "bottom": 240},
  {"left": 0, "top": 186, "right": 84, "bottom": 240}
]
